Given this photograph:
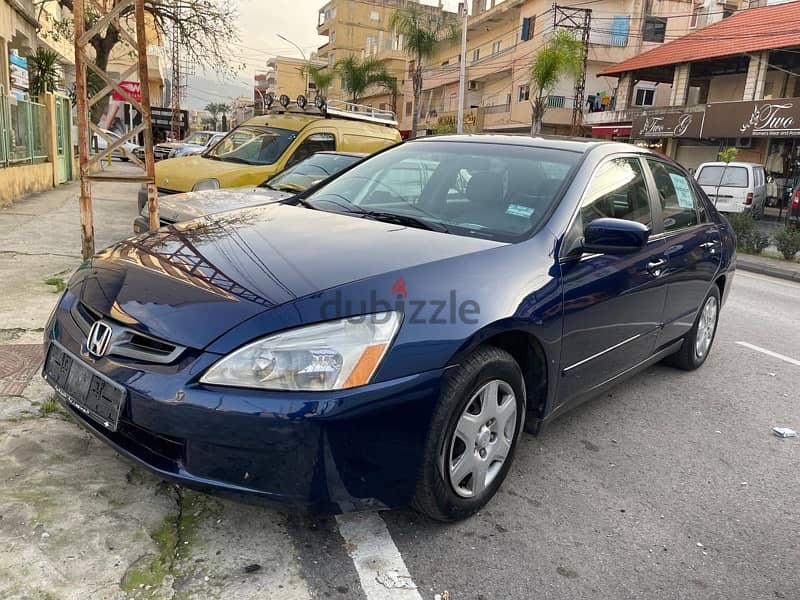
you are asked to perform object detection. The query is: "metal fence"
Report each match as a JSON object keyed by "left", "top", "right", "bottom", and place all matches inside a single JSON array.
[{"left": 0, "top": 88, "right": 49, "bottom": 167}]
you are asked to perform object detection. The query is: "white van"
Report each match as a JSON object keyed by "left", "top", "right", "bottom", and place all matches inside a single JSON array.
[{"left": 695, "top": 161, "right": 767, "bottom": 217}]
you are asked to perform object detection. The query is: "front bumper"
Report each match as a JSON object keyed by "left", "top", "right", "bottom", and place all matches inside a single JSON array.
[{"left": 44, "top": 293, "right": 444, "bottom": 514}]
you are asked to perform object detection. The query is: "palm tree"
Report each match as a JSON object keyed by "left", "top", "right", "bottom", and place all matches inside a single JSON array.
[
  {"left": 390, "top": 4, "right": 459, "bottom": 138},
  {"left": 300, "top": 62, "right": 335, "bottom": 98},
  {"left": 334, "top": 56, "right": 397, "bottom": 105},
  {"left": 28, "top": 48, "right": 60, "bottom": 99},
  {"left": 528, "top": 29, "right": 584, "bottom": 135},
  {"left": 204, "top": 103, "right": 221, "bottom": 130}
]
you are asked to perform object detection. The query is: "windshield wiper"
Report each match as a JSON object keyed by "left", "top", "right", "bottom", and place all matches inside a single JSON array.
[
  {"left": 360, "top": 210, "right": 449, "bottom": 233},
  {"left": 220, "top": 156, "right": 254, "bottom": 165}
]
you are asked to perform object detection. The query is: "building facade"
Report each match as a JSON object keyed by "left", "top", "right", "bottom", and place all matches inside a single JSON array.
[
  {"left": 598, "top": 0, "right": 800, "bottom": 200},
  {"left": 317, "top": 0, "right": 451, "bottom": 129},
  {"left": 263, "top": 55, "right": 326, "bottom": 102}
]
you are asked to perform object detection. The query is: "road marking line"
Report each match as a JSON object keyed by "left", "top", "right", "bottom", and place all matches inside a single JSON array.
[
  {"left": 336, "top": 512, "right": 423, "bottom": 600},
  {"left": 736, "top": 342, "right": 800, "bottom": 367}
]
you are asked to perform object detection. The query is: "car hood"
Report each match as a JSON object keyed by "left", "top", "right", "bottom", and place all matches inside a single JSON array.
[
  {"left": 73, "top": 203, "right": 504, "bottom": 349},
  {"left": 156, "top": 156, "right": 262, "bottom": 191},
  {"left": 158, "top": 187, "right": 292, "bottom": 223}
]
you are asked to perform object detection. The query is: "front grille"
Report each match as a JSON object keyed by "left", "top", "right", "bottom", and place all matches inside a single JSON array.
[{"left": 70, "top": 300, "right": 186, "bottom": 364}]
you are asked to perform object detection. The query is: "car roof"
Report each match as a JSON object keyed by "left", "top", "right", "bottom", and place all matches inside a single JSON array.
[
  {"left": 408, "top": 133, "right": 652, "bottom": 157},
  {"left": 697, "top": 161, "right": 762, "bottom": 168}
]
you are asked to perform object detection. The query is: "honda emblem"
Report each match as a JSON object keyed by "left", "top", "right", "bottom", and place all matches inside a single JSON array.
[{"left": 86, "top": 321, "right": 112, "bottom": 358}]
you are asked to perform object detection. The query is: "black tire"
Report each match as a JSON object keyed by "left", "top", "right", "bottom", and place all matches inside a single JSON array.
[
  {"left": 412, "top": 346, "right": 526, "bottom": 522},
  {"left": 663, "top": 285, "right": 721, "bottom": 371}
]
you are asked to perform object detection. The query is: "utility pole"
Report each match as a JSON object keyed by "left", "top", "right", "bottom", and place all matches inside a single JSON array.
[
  {"left": 456, "top": 1, "right": 469, "bottom": 134},
  {"left": 73, "top": 0, "right": 158, "bottom": 258},
  {"left": 170, "top": 16, "right": 181, "bottom": 140},
  {"left": 553, "top": 4, "right": 592, "bottom": 136}
]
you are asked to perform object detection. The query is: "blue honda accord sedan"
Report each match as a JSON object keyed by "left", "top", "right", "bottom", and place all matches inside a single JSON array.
[{"left": 43, "top": 135, "right": 734, "bottom": 521}]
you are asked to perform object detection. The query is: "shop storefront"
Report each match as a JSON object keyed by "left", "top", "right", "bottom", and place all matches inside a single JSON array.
[{"left": 631, "top": 97, "right": 800, "bottom": 209}]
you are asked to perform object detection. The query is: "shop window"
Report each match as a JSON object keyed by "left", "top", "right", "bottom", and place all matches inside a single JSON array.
[{"left": 643, "top": 17, "right": 667, "bottom": 43}]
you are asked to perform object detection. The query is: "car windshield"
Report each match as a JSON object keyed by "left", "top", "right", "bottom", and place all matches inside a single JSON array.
[
  {"left": 204, "top": 126, "right": 296, "bottom": 165},
  {"left": 183, "top": 132, "right": 213, "bottom": 145},
  {"left": 263, "top": 153, "right": 362, "bottom": 192},
  {"left": 697, "top": 165, "right": 749, "bottom": 188},
  {"left": 303, "top": 141, "right": 580, "bottom": 241}
]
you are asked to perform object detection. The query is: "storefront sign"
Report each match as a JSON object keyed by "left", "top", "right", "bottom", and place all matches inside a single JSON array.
[
  {"left": 9, "top": 52, "right": 29, "bottom": 93},
  {"left": 631, "top": 111, "right": 704, "bottom": 139},
  {"left": 112, "top": 80, "right": 142, "bottom": 103},
  {"left": 704, "top": 97, "right": 800, "bottom": 137}
]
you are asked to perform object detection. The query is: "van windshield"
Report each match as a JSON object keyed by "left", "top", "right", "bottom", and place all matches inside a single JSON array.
[
  {"left": 204, "top": 126, "right": 296, "bottom": 165},
  {"left": 697, "top": 166, "right": 749, "bottom": 188}
]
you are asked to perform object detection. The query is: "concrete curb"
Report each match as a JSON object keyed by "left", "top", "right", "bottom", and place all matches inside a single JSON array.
[{"left": 736, "top": 255, "right": 800, "bottom": 283}]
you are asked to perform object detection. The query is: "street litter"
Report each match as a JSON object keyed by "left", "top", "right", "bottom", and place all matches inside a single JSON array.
[{"left": 772, "top": 427, "right": 797, "bottom": 438}]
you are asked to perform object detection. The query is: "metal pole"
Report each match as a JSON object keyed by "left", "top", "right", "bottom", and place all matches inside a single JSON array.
[
  {"left": 134, "top": 0, "right": 159, "bottom": 231},
  {"left": 456, "top": 2, "right": 469, "bottom": 134},
  {"left": 73, "top": 0, "right": 94, "bottom": 260},
  {"left": 277, "top": 34, "right": 309, "bottom": 95}
]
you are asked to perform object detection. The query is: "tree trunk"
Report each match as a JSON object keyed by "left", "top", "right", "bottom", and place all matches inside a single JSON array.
[
  {"left": 530, "top": 96, "right": 545, "bottom": 136},
  {"left": 411, "top": 62, "right": 423, "bottom": 138},
  {"left": 89, "top": 29, "right": 120, "bottom": 124}
]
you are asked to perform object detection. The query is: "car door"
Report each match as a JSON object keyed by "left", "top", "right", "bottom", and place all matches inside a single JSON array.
[
  {"left": 646, "top": 158, "right": 721, "bottom": 346},
  {"left": 557, "top": 155, "right": 668, "bottom": 408}
]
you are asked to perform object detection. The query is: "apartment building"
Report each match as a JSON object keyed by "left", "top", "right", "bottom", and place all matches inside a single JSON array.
[
  {"left": 598, "top": 0, "right": 800, "bottom": 196},
  {"left": 264, "top": 55, "right": 327, "bottom": 101},
  {"left": 317, "top": 0, "right": 451, "bottom": 123},
  {"left": 402, "top": 0, "right": 703, "bottom": 135}
]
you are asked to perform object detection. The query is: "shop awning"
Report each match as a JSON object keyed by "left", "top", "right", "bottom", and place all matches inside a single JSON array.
[{"left": 591, "top": 125, "right": 631, "bottom": 137}]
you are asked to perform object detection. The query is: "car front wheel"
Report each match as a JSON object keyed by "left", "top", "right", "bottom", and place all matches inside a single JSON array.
[{"left": 413, "top": 346, "right": 525, "bottom": 522}]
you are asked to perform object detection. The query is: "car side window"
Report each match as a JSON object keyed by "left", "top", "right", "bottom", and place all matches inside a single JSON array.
[
  {"left": 647, "top": 160, "right": 699, "bottom": 232},
  {"left": 287, "top": 133, "right": 336, "bottom": 167},
  {"left": 581, "top": 157, "right": 652, "bottom": 227}
]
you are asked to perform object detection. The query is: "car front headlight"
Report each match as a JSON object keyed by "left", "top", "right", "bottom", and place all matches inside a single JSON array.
[
  {"left": 169, "top": 149, "right": 178, "bottom": 158},
  {"left": 192, "top": 179, "right": 220, "bottom": 192},
  {"left": 200, "top": 311, "right": 402, "bottom": 391}
]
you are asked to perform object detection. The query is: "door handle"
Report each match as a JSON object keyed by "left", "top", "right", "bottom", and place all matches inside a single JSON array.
[
  {"left": 647, "top": 258, "right": 668, "bottom": 277},
  {"left": 699, "top": 241, "right": 720, "bottom": 254}
]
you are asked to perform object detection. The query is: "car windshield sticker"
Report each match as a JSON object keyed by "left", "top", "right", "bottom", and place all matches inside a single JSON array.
[
  {"left": 669, "top": 174, "right": 694, "bottom": 209},
  {"left": 506, "top": 204, "right": 535, "bottom": 218}
]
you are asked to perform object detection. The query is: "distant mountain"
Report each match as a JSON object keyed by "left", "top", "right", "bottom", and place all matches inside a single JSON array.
[{"left": 182, "top": 73, "right": 252, "bottom": 110}]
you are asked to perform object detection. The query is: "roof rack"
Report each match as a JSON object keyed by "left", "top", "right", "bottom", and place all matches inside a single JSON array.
[
  {"left": 323, "top": 100, "right": 398, "bottom": 127},
  {"left": 261, "top": 94, "right": 398, "bottom": 127}
]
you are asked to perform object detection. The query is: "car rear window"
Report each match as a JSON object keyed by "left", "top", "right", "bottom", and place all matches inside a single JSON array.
[
  {"left": 696, "top": 165, "right": 749, "bottom": 188},
  {"left": 304, "top": 141, "right": 581, "bottom": 242}
]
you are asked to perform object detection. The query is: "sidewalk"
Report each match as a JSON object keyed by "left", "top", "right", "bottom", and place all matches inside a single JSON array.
[
  {"left": 0, "top": 163, "right": 311, "bottom": 600},
  {"left": 736, "top": 253, "right": 800, "bottom": 283}
]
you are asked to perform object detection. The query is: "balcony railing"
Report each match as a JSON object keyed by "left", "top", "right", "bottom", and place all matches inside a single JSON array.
[
  {"left": 483, "top": 103, "right": 510, "bottom": 114},
  {"left": 582, "top": 103, "right": 707, "bottom": 125}
]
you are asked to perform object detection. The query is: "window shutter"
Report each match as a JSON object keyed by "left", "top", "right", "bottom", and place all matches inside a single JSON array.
[{"left": 521, "top": 17, "right": 530, "bottom": 41}]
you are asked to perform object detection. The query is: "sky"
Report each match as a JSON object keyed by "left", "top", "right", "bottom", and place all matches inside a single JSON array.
[{"left": 184, "top": 0, "right": 462, "bottom": 109}]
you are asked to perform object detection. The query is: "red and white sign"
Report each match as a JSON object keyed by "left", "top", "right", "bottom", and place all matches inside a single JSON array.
[{"left": 112, "top": 80, "right": 142, "bottom": 103}]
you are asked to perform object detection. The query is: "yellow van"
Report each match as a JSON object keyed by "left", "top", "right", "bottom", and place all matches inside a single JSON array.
[{"left": 142, "top": 103, "right": 401, "bottom": 206}]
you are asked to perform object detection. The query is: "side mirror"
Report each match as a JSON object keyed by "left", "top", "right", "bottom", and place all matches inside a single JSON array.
[{"left": 582, "top": 218, "right": 649, "bottom": 254}]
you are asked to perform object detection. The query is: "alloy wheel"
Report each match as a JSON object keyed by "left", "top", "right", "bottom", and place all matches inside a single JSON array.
[
  {"left": 447, "top": 380, "right": 517, "bottom": 499},
  {"left": 695, "top": 295, "right": 718, "bottom": 359}
]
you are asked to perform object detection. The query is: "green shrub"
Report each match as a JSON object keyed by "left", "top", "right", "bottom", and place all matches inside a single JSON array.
[
  {"left": 741, "top": 230, "right": 771, "bottom": 254},
  {"left": 774, "top": 227, "right": 800, "bottom": 260},
  {"left": 726, "top": 212, "right": 755, "bottom": 249}
]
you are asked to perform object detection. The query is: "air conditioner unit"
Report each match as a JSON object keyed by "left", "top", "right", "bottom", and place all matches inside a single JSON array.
[
  {"left": 467, "top": 80, "right": 479, "bottom": 91},
  {"left": 736, "top": 137, "right": 753, "bottom": 149}
]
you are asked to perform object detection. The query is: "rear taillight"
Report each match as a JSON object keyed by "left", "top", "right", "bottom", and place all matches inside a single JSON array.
[
  {"left": 792, "top": 191, "right": 800, "bottom": 211},
  {"left": 745, "top": 192, "right": 753, "bottom": 205}
]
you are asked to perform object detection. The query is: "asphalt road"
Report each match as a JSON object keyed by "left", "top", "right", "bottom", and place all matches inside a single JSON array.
[{"left": 1, "top": 171, "right": 798, "bottom": 599}]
